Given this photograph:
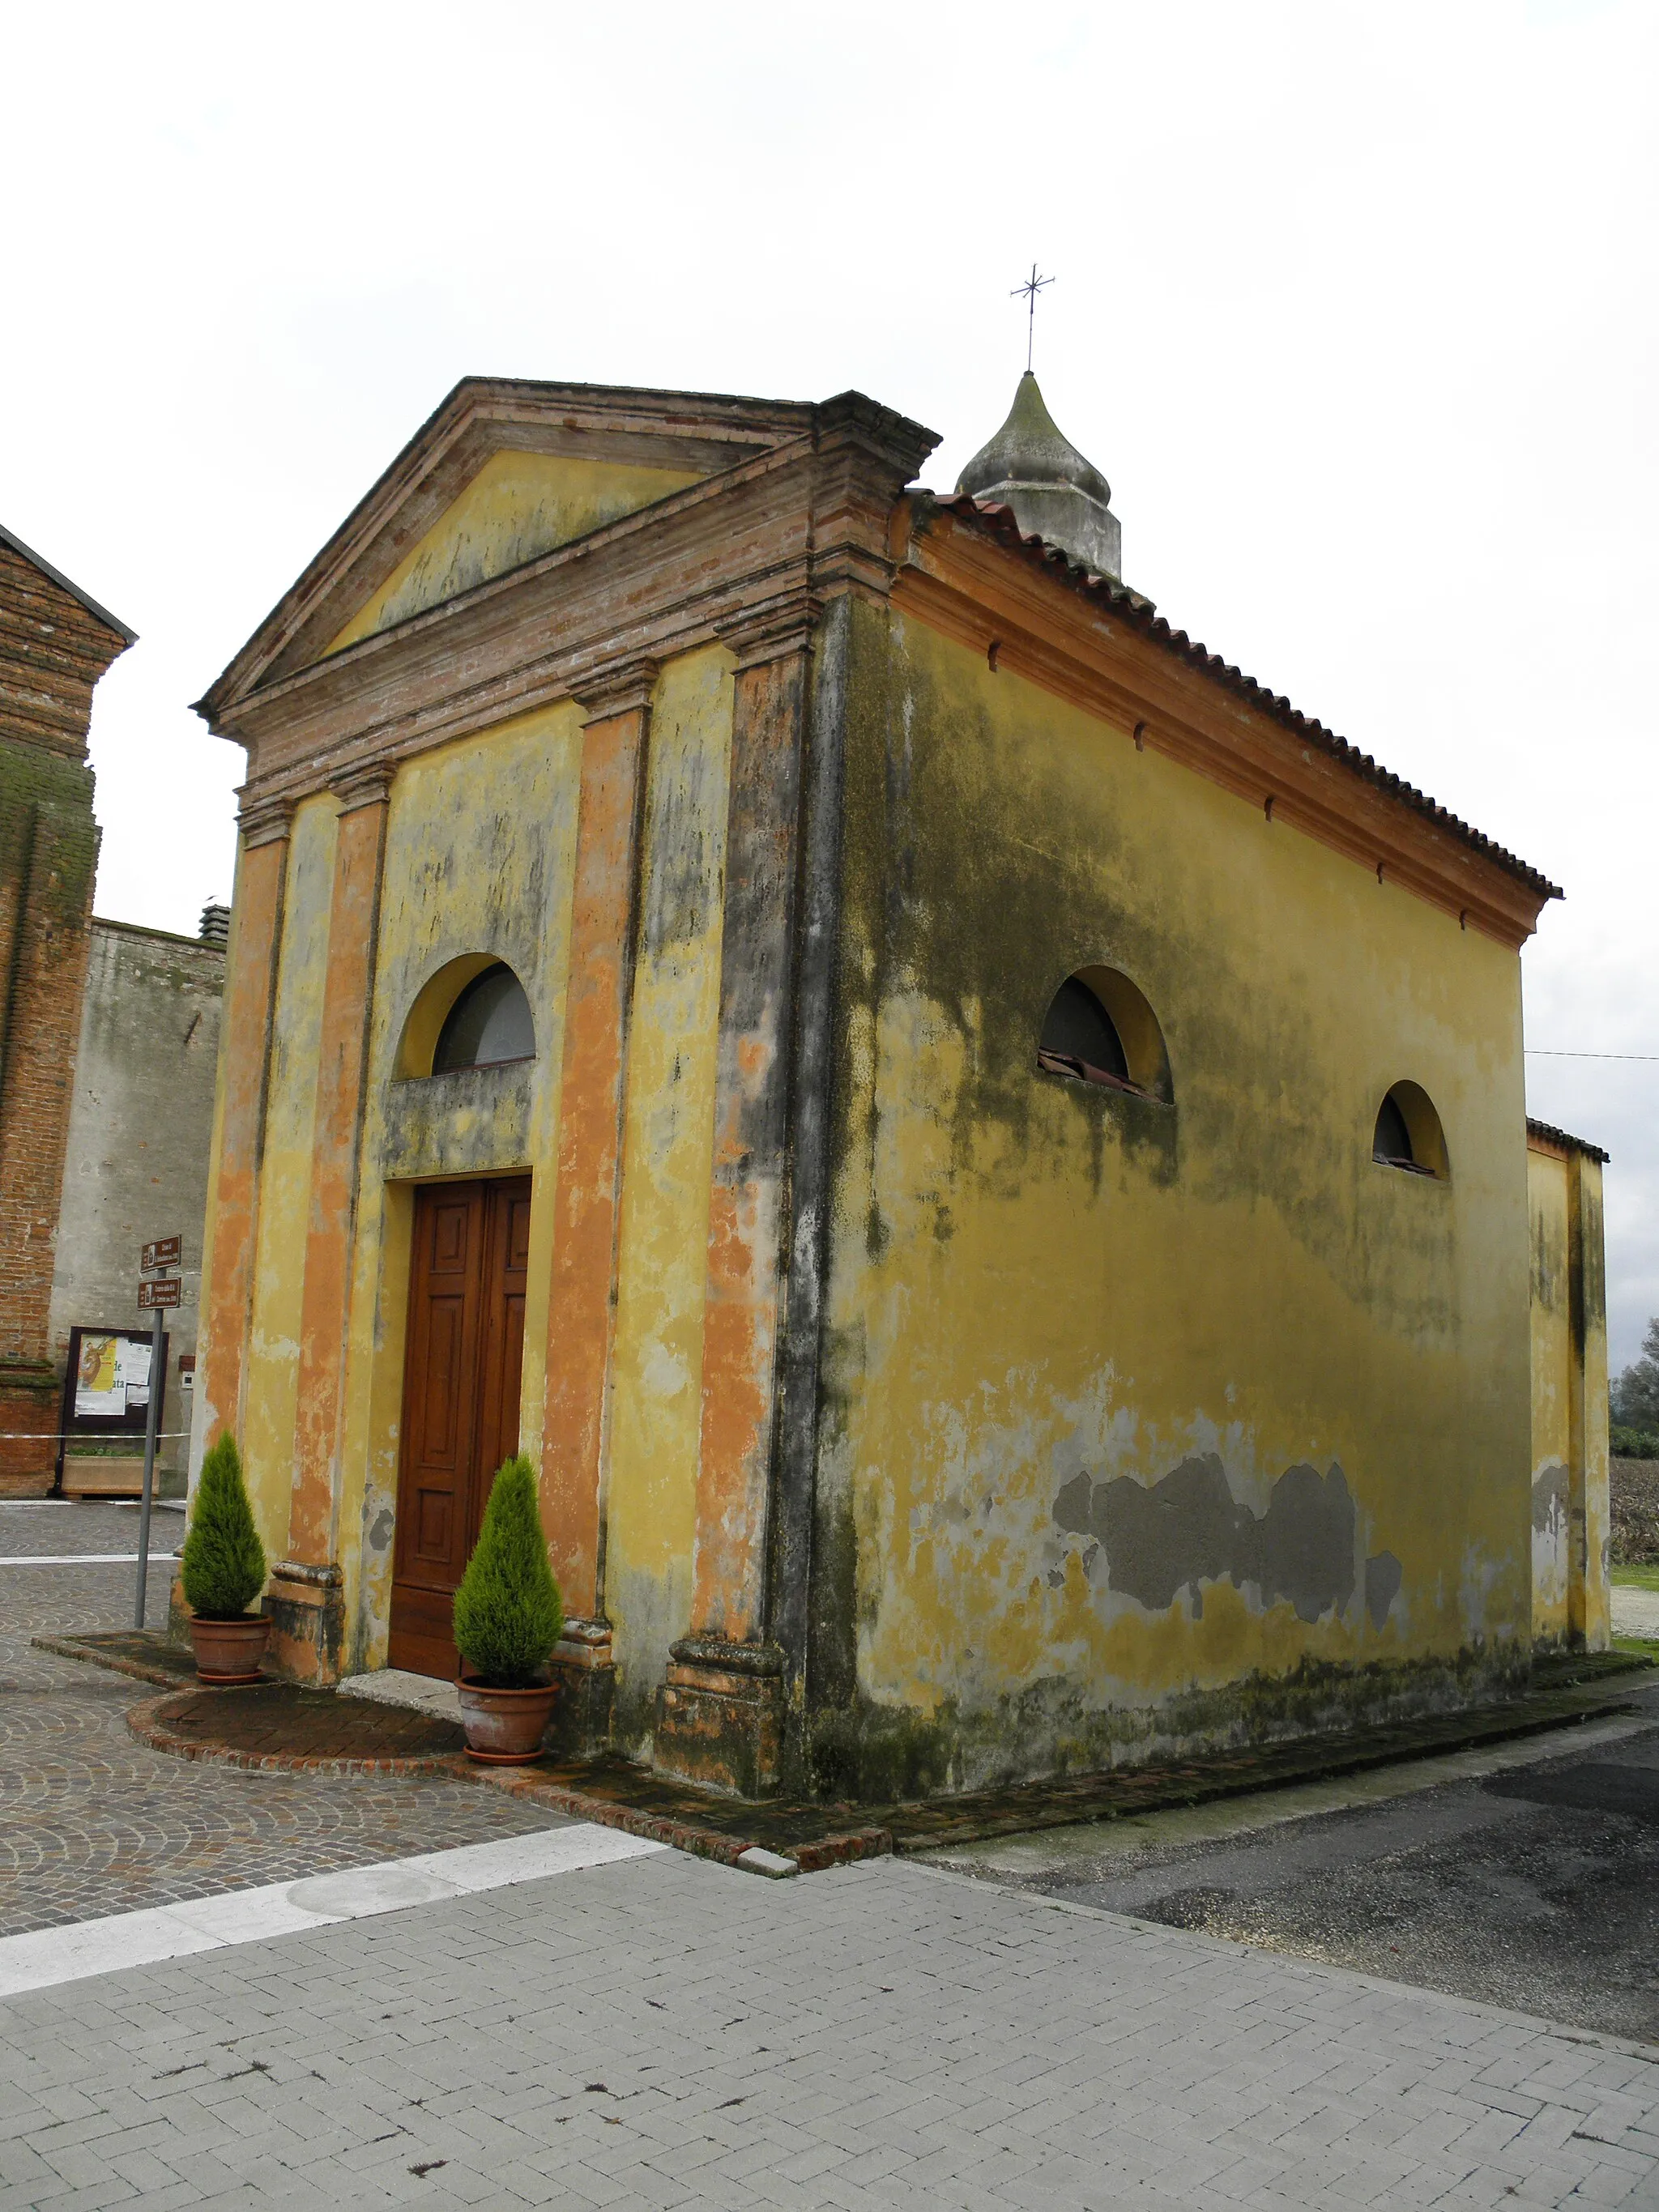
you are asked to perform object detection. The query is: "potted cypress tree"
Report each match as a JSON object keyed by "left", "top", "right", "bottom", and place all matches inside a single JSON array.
[
  {"left": 178, "top": 1434, "right": 270, "bottom": 1682},
  {"left": 453, "top": 1455, "right": 563, "bottom": 1762}
]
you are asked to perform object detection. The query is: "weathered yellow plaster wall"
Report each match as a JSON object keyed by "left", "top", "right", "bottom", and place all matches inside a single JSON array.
[
  {"left": 815, "top": 602, "right": 1533, "bottom": 1796},
  {"left": 604, "top": 647, "right": 733, "bottom": 1745},
  {"left": 338, "top": 701, "right": 584, "bottom": 1669},
  {"left": 327, "top": 451, "right": 702, "bottom": 654},
  {"left": 1580, "top": 1155, "right": 1612, "bottom": 1651},
  {"left": 238, "top": 795, "right": 339, "bottom": 1568},
  {"left": 1529, "top": 1149, "right": 1572, "bottom": 1642}
]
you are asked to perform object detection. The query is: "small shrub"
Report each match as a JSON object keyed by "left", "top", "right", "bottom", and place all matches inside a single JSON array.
[
  {"left": 452, "top": 1455, "right": 563, "bottom": 1687},
  {"left": 1611, "top": 1425, "right": 1659, "bottom": 1462},
  {"left": 180, "top": 1434, "right": 267, "bottom": 1618}
]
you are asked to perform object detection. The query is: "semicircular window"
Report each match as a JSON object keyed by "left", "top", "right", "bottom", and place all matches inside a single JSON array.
[
  {"left": 1372, "top": 1081, "right": 1445, "bottom": 1177},
  {"left": 433, "top": 964, "right": 535, "bottom": 1073},
  {"left": 1038, "top": 975, "right": 1130, "bottom": 1086}
]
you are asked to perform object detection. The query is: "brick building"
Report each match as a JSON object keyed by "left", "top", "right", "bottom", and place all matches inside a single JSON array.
[{"left": 0, "top": 524, "right": 134, "bottom": 1494}]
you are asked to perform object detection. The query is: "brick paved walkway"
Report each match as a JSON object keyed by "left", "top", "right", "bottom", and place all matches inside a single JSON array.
[
  {"left": 0, "top": 1850, "right": 1653, "bottom": 2209},
  {"left": 0, "top": 1505, "right": 561, "bottom": 1938}
]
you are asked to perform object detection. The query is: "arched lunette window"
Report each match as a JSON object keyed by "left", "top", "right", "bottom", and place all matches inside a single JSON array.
[
  {"left": 1037, "top": 966, "right": 1171, "bottom": 1102},
  {"left": 432, "top": 964, "right": 535, "bottom": 1072},
  {"left": 1372, "top": 1081, "right": 1448, "bottom": 1178}
]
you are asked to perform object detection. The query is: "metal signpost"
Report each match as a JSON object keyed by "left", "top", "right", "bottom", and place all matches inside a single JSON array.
[{"left": 134, "top": 1241, "right": 181, "bottom": 1630}]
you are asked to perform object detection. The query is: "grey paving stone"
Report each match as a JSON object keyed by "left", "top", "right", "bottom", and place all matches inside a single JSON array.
[{"left": 0, "top": 1510, "right": 565, "bottom": 1938}]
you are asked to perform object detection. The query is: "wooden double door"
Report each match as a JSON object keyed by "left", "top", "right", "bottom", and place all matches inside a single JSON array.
[{"left": 390, "top": 1176, "right": 532, "bottom": 1678}]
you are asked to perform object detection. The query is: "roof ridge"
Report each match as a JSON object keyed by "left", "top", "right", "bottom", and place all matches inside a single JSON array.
[
  {"left": 0, "top": 522, "right": 136, "bottom": 645},
  {"left": 928, "top": 492, "right": 1560, "bottom": 904}
]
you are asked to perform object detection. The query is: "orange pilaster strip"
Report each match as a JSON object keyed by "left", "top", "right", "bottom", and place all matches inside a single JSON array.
[
  {"left": 287, "top": 778, "right": 390, "bottom": 1566},
  {"left": 689, "top": 647, "right": 808, "bottom": 1642},
  {"left": 196, "top": 814, "right": 289, "bottom": 1453},
  {"left": 540, "top": 677, "right": 653, "bottom": 1622}
]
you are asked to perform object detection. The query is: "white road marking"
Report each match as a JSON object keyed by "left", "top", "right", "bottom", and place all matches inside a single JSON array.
[
  {"left": 0, "top": 1554, "right": 175, "bottom": 1565},
  {"left": 0, "top": 1823, "right": 665, "bottom": 1997}
]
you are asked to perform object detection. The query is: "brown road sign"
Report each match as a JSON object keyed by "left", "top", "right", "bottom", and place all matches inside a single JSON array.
[
  {"left": 138, "top": 1277, "right": 181, "bottom": 1308},
  {"left": 141, "top": 1236, "right": 181, "bottom": 1272}
]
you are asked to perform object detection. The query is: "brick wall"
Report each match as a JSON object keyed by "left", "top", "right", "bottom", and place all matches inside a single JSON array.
[{"left": 0, "top": 536, "right": 131, "bottom": 1494}]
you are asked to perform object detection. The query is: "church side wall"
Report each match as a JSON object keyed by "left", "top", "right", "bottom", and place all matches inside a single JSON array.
[
  {"left": 810, "top": 599, "right": 1535, "bottom": 1800},
  {"left": 1527, "top": 1140, "right": 1609, "bottom": 1651},
  {"left": 47, "top": 922, "right": 224, "bottom": 1486},
  {"left": 1529, "top": 1149, "right": 1572, "bottom": 1643}
]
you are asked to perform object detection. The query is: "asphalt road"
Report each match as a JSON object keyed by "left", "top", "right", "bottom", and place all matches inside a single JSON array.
[{"left": 920, "top": 1679, "right": 1659, "bottom": 2047}]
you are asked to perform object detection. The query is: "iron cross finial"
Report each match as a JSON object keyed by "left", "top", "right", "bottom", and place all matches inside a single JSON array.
[{"left": 1012, "top": 262, "right": 1054, "bottom": 373}]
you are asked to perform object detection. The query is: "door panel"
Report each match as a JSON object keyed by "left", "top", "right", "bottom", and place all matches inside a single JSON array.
[
  {"left": 471, "top": 1184, "right": 533, "bottom": 1552},
  {"left": 389, "top": 1176, "right": 533, "bottom": 1679}
]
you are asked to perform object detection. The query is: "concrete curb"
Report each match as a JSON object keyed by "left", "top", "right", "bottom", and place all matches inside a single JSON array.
[
  {"left": 117, "top": 1687, "right": 889, "bottom": 1875},
  {"left": 32, "top": 1632, "right": 194, "bottom": 1691},
  {"left": 125, "top": 1691, "right": 466, "bottom": 1779}
]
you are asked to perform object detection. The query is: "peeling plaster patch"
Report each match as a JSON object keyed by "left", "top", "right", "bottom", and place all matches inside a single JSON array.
[
  {"left": 1531, "top": 1460, "right": 1568, "bottom": 1536},
  {"left": 1363, "top": 1549, "right": 1403, "bottom": 1629},
  {"left": 368, "top": 1509, "right": 394, "bottom": 1554},
  {"left": 1055, "top": 1453, "right": 1363, "bottom": 1624}
]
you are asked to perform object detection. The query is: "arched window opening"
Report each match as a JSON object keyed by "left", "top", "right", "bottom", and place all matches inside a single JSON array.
[
  {"left": 1039, "top": 976, "right": 1129, "bottom": 1085},
  {"left": 433, "top": 964, "right": 535, "bottom": 1073},
  {"left": 1036, "top": 966, "right": 1172, "bottom": 1102},
  {"left": 1373, "top": 1094, "right": 1414, "bottom": 1167},
  {"left": 1372, "top": 1081, "right": 1448, "bottom": 1179}
]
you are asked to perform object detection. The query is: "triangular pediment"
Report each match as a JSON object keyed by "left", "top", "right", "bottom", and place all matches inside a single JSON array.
[
  {"left": 198, "top": 378, "right": 820, "bottom": 718},
  {"left": 324, "top": 448, "right": 702, "bottom": 654}
]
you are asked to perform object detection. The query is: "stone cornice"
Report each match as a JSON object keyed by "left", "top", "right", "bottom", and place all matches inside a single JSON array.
[
  {"left": 716, "top": 589, "right": 820, "bottom": 670},
  {"left": 236, "top": 794, "right": 295, "bottom": 848},
  {"left": 331, "top": 765, "right": 394, "bottom": 813},
  {"left": 571, "top": 655, "right": 660, "bottom": 722},
  {"left": 199, "top": 381, "right": 834, "bottom": 714},
  {"left": 212, "top": 413, "right": 931, "bottom": 820},
  {"left": 198, "top": 383, "right": 934, "bottom": 723},
  {"left": 893, "top": 506, "right": 1550, "bottom": 951}
]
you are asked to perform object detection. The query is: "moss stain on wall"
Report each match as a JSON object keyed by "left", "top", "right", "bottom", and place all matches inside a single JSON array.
[
  {"left": 813, "top": 599, "right": 1532, "bottom": 1795},
  {"left": 605, "top": 646, "right": 733, "bottom": 1749}
]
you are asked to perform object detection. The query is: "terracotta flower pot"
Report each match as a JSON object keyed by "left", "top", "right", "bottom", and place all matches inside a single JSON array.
[
  {"left": 457, "top": 1678, "right": 557, "bottom": 1764},
  {"left": 190, "top": 1613, "right": 271, "bottom": 1685}
]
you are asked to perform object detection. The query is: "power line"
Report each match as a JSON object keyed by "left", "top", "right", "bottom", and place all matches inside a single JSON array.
[{"left": 1526, "top": 1051, "right": 1659, "bottom": 1062}]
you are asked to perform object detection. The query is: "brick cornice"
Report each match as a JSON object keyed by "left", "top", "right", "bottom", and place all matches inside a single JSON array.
[
  {"left": 716, "top": 590, "right": 820, "bottom": 670},
  {"left": 237, "top": 794, "right": 295, "bottom": 848},
  {"left": 331, "top": 765, "right": 394, "bottom": 813},
  {"left": 570, "top": 656, "right": 659, "bottom": 722},
  {"left": 893, "top": 510, "right": 1549, "bottom": 951}
]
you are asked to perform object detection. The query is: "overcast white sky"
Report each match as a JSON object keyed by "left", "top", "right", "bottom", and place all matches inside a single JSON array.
[{"left": 6, "top": 0, "right": 1654, "bottom": 1370}]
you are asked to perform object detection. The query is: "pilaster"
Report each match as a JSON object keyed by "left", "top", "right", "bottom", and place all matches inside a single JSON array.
[
  {"left": 276, "top": 769, "right": 390, "bottom": 1683},
  {"left": 539, "top": 658, "right": 657, "bottom": 1750},
  {"left": 1566, "top": 1149, "right": 1611, "bottom": 1652},
  {"left": 652, "top": 608, "right": 815, "bottom": 1796},
  {"left": 193, "top": 795, "right": 292, "bottom": 1491}
]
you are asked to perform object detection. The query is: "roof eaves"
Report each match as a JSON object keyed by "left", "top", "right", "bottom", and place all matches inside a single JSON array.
[
  {"left": 1526, "top": 1116, "right": 1610, "bottom": 1165},
  {"left": 0, "top": 522, "right": 136, "bottom": 646},
  {"left": 927, "top": 492, "right": 1562, "bottom": 906}
]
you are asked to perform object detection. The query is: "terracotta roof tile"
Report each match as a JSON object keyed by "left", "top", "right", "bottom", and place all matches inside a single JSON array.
[{"left": 927, "top": 492, "right": 1561, "bottom": 905}]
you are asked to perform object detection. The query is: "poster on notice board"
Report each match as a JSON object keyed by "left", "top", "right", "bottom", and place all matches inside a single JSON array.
[{"left": 73, "top": 1332, "right": 154, "bottom": 1418}]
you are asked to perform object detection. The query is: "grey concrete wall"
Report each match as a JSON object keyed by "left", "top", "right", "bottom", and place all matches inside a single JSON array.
[{"left": 47, "top": 919, "right": 224, "bottom": 1481}]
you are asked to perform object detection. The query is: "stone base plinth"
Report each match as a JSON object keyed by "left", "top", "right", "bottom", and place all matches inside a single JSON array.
[
  {"left": 547, "top": 1618, "right": 616, "bottom": 1758},
  {"left": 653, "top": 1637, "right": 785, "bottom": 1800},
  {"left": 266, "top": 1560, "right": 346, "bottom": 1685}
]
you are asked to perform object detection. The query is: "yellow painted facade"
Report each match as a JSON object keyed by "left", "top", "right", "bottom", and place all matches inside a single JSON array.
[
  {"left": 810, "top": 602, "right": 1538, "bottom": 1792},
  {"left": 326, "top": 450, "right": 700, "bottom": 654},
  {"left": 1527, "top": 1132, "right": 1610, "bottom": 1650},
  {"left": 604, "top": 648, "right": 733, "bottom": 1737},
  {"left": 191, "top": 373, "right": 1609, "bottom": 1801},
  {"left": 239, "top": 795, "right": 337, "bottom": 1564}
]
